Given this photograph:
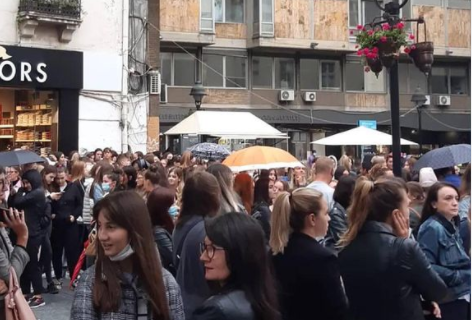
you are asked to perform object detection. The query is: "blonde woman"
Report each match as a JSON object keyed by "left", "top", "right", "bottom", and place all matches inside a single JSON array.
[
  {"left": 338, "top": 178, "right": 447, "bottom": 320},
  {"left": 270, "top": 188, "right": 347, "bottom": 320}
]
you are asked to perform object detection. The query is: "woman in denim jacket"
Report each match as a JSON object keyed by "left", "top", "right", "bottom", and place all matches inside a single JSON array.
[{"left": 418, "top": 182, "right": 471, "bottom": 320}]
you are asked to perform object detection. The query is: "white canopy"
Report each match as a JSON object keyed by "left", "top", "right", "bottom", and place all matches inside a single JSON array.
[
  {"left": 164, "top": 111, "right": 288, "bottom": 139},
  {"left": 311, "top": 126, "right": 418, "bottom": 146}
]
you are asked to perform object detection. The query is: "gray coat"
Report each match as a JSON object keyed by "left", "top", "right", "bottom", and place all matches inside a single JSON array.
[
  {"left": 70, "top": 267, "right": 185, "bottom": 320},
  {"left": 0, "top": 228, "right": 29, "bottom": 294}
]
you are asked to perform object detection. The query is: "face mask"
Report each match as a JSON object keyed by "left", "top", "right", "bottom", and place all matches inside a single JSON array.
[
  {"left": 101, "top": 183, "right": 111, "bottom": 192},
  {"left": 109, "top": 243, "right": 134, "bottom": 262}
]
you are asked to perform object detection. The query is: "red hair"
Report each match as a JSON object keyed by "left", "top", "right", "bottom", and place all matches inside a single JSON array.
[{"left": 234, "top": 173, "right": 254, "bottom": 213}]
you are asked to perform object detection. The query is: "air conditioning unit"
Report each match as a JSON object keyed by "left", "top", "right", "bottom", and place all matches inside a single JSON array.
[
  {"left": 303, "top": 92, "right": 317, "bottom": 102},
  {"left": 437, "top": 95, "right": 451, "bottom": 106},
  {"left": 424, "top": 95, "right": 431, "bottom": 105},
  {"left": 149, "top": 71, "right": 161, "bottom": 95},
  {"left": 160, "top": 84, "right": 168, "bottom": 104},
  {"left": 279, "top": 90, "right": 295, "bottom": 102}
]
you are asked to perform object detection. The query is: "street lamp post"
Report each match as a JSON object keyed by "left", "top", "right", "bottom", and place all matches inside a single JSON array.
[
  {"left": 411, "top": 86, "right": 427, "bottom": 155},
  {"left": 190, "top": 81, "right": 207, "bottom": 110}
]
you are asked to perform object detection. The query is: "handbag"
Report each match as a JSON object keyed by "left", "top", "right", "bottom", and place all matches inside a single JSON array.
[{"left": 4, "top": 267, "right": 36, "bottom": 320}]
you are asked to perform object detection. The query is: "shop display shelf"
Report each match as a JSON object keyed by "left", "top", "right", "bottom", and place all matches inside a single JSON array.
[
  {"left": 15, "top": 139, "right": 51, "bottom": 142},
  {"left": 16, "top": 108, "right": 52, "bottom": 112},
  {"left": 15, "top": 124, "right": 52, "bottom": 127},
  {"left": 0, "top": 125, "right": 14, "bottom": 128},
  {"left": 0, "top": 136, "right": 13, "bottom": 139}
]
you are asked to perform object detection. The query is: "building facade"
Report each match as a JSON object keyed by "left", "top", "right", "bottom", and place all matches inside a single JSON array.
[
  {"left": 158, "top": 0, "right": 471, "bottom": 158},
  {"left": 0, "top": 0, "right": 154, "bottom": 155}
]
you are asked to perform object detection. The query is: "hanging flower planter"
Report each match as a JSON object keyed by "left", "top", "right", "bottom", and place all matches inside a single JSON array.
[
  {"left": 354, "top": 22, "right": 408, "bottom": 71},
  {"left": 366, "top": 57, "right": 383, "bottom": 78},
  {"left": 406, "top": 21, "right": 434, "bottom": 75}
]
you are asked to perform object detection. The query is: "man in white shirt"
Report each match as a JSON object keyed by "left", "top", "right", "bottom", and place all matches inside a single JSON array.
[{"left": 307, "top": 156, "right": 335, "bottom": 210}]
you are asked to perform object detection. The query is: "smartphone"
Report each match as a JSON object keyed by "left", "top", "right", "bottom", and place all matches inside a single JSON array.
[{"left": 0, "top": 207, "right": 10, "bottom": 223}]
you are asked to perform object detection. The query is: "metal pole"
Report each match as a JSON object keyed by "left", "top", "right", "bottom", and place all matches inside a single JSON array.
[
  {"left": 418, "top": 107, "right": 422, "bottom": 155},
  {"left": 389, "top": 63, "right": 402, "bottom": 177}
]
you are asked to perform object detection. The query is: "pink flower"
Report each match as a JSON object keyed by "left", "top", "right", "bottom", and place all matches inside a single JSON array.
[
  {"left": 410, "top": 45, "right": 416, "bottom": 50},
  {"left": 363, "top": 48, "right": 370, "bottom": 54},
  {"left": 396, "top": 22, "right": 405, "bottom": 29},
  {"left": 368, "top": 30, "right": 374, "bottom": 36},
  {"left": 364, "top": 67, "right": 371, "bottom": 72},
  {"left": 357, "top": 50, "right": 363, "bottom": 56},
  {"left": 382, "top": 24, "right": 390, "bottom": 31},
  {"left": 350, "top": 30, "right": 354, "bottom": 35},
  {"left": 409, "top": 34, "right": 415, "bottom": 40},
  {"left": 380, "top": 36, "right": 387, "bottom": 43},
  {"left": 357, "top": 25, "right": 363, "bottom": 30},
  {"left": 372, "top": 47, "right": 379, "bottom": 53},
  {"left": 404, "top": 47, "right": 411, "bottom": 54}
]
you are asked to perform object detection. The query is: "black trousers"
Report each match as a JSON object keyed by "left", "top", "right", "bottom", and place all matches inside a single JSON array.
[
  {"left": 51, "top": 221, "right": 81, "bottom": 280},
  {"left": 439, "top": 299, "right": 470, "bottom": 320},
  {"left": 39, "top": 224, "right": 53, "bottom": 284},
  {"left": 20, "top": 234, "right": 45, "bottom": 295}
]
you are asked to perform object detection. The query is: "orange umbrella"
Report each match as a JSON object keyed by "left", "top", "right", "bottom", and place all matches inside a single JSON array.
[{"left": 222, "top": 146, "right": 302, "bottom": 172}]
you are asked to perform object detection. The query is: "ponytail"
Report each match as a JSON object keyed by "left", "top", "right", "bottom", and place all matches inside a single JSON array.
[{"left": 270, "top": 192, "right": 292, "bottom": 255}]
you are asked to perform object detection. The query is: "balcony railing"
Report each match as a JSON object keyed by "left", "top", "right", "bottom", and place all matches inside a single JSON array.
[{"left": 18, "top": 0, "right": 81, "bottom": 20}]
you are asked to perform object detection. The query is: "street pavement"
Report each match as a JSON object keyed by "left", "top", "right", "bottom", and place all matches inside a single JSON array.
[{"left": 32, "top": 284, "right": 74, "bottom": 320}]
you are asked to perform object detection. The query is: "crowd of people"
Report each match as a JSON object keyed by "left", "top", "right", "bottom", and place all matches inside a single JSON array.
[{"left": 0, "top": 146, "right": 468, "bottom": 320}]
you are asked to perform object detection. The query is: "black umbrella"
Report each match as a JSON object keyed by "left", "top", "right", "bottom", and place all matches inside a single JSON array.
[
  {"left": 0, "top": 150, "right": 45, "bottom": 167},
  {"left": 414, "top": 144, "right": 471, "bottom": 171},
  {"left": 187, "top": 143, "right": 230, "bottom": 160}
]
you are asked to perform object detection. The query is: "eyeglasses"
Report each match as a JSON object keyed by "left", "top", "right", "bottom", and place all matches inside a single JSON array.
[{"left": 199, "top": 242, "right": 224, "bottom": 260}]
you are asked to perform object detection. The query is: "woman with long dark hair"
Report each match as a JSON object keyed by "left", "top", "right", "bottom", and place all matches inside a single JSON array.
[
  {"left": 147, "top": 186, "right": 176, "bottom": 275},
  {"left": 252, "top": 177, "right": 275, "bottom": 240},
  {"left": 191, "top": 213, "right": 280, "bottom": 320},
  {"left": 270, "top": 188, "right": 347, "bottom": 320},
  {"left": 71, "top": 191, "right": 184, "bottom": 319},
  {"left": 417, "top": 182, "right": 471, "bottom": 320},
  {"left": 173, "top": 172, "right": 221, "bottom": 318},
  {"left": 338, "top": 178, "right": 447, "bottom": 320}
]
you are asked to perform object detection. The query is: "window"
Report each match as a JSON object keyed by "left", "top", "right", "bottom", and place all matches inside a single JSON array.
[
  {"left": 203, "top": 53, "right": 247, "bottom": 88},
  {"left": 431, "top": 66, "right": 469, "bottom": 95},
  {"left": 201, "top": 0, "right": 214, "bottom": 33},
  {"left": 215, "top": 0, "right": 244, "bottom": 23},
  {"left": 253, "top": 0, "right": 274, "bottom": 37},
  {"left": 345, "top": 60, "right": 385, "bottom": 92},
  {"left": 300, "top": 59, "right": 341, "bottom": 90},
  {"left": 398, "top": 63, "right": 428, "bottom": 94},
  {"left": 252, "top": 56, "right": 272, "bottom": 88},
  {"left": 349, "top": 0, "right": 411, "bottom": 31},
  {"left": 159, "top": 53, "right": 196, "bottom": 86},
  {"left": 252, "top": 57, "right": 295, "bottom": 89}
]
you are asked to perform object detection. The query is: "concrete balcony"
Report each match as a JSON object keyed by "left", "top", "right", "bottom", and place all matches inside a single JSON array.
[{"left": 17, "top": 0, "right": 82, "bottom": 43}]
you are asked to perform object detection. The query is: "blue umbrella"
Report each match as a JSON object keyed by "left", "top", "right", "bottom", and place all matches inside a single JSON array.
[
  {"left": 187, "top": 143, "right": 230, "bottom": 160},
  {"left": 414, "top": 144, "right": 471, "bottom": 171},
  {"left": 0, "top": 150, "right": 45, "bottom": 167}
]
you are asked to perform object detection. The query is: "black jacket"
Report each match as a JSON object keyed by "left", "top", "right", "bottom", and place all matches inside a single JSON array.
[
  {"left": 51, "top": 181, "right": 84, "bottom": 223},
  {"left": 251, "top": 201, "right": 271, "bottom": 241},
  {"left": 190, "top": 290, "right": 255, "bottom": 320},
  {"left": 338, "top": 221, "right": 448, "bottom": 320},
  {"left": 10, "top": 170, "right": 46, "bottom": 238},
  {"left": 325, "top": 202, "right": 348, "bottom": 252},
  {"left": 272, "top": 232, "right": 348, "bottom": 320}
]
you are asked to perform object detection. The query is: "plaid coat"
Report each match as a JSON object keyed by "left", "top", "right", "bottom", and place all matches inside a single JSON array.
[{"left": 70, "top": 266, "right": 185, "bottom": 320}]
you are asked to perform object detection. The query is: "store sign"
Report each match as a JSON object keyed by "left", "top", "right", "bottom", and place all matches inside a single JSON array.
[
  {"left": 0, "top": 45, "right": 83, "bottom": 89},
  {"left": 358, "top": 120, "right": 377, "bottom": 130}
]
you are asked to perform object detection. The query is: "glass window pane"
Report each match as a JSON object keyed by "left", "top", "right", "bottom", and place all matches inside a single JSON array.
[
  {"left": 201, "top": 0, "right": 213, "bottom": 18},
  {"left": 225, "top": 0, "right": 244, "bottom": 23},
  {"left": 203, "top": 54, "right": 224, "bottom": 87},
  {"left": 409, "top": 65, "right": 428, "bottom": 94},
  {"left": 321, "top": 61, "right": 341, "bottom": 89},
  {"left": 174, "top": 53, "right": 195, "bottom": 86},
  {"left": 364, "top": 1, "right": 381, "bottom": 24},
  {"left": 262, "top": 0, "right": 273, "bottom": 23},
  {"left": 254, "top": 0, "right": 260, "bottom": 23},
  {"left": 160, "top": 52, "right": 172, "bottom": 85},
  {"left": 450, "top": 68, "right": 468, "bottom": 95},
  {"left": 252, "top": 57, "right": 273, "bottom": 88},
  {"left": 300, "top": 59, "right": 319, "bottom": 90},
  {"left": 215, "top": 0, "right": 223, "bottom": 22},
  {"left": 364, "top": 69, "right": 384, "bottom": 92},
  {"left": 349, "top": 0, "right": 359, "bottom": 28},
  {"left": 346, "top": 62, "right": 364, "bottom": 91},
  {"left": 431, "top": 67, "right": 448, "bottom": 94},
  {"left": 201, "top": 20, "right": 213, "bottom": 30},
  {"left": 226, "top": 56, "right": 246, "bottom": 88},
  {"left": 399, "top": 63, "right": 408, "bottom": 93},
  {"left": 275, "top": 58, "right": 295, "bottom": 89}
]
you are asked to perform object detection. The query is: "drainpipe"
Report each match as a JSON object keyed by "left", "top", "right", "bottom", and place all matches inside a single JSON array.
[{"left": 121, "top": 0, "right": 130, "bottom": 153}]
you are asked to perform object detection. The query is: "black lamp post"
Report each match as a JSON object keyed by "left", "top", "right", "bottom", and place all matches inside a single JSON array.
[
  {"left": 369, "top": 0, "right": 433, "bottom": 177},
  {"left": 190, "top": 81, "right": 207, "bottom": 110},
  {"left": 410, "top": 86, "right": 428, "bottom": 155}
]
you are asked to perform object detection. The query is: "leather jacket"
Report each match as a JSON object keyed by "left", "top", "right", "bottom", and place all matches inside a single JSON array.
[
  {"left": 190, "top": 290, "right": 255, "bottom": 320},
  {"left": 339, "top": 221, "right": 447, "bottom": 320},
  {"left": 325, "top": 202, "right": 348, "bottom": 252}
]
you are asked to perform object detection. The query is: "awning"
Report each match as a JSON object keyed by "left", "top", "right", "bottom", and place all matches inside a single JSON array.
[
  {"left": 216, "top": 134, "right": 289, "bottom": 140},
  {"left": 164, "top": 111, "right": 288, "bottom": 139},
  {"left": 311, "top": 126, "right": 418, "bottom": 146}
]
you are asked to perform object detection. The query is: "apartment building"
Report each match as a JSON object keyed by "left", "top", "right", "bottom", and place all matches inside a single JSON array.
[{"left": 158, "top": 0, "right": 470, "bottom": 157}]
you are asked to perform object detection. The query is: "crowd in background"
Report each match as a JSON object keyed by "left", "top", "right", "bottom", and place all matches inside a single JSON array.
[{"left": 0, "top": 146, "right": 468, "bottom": 320}]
